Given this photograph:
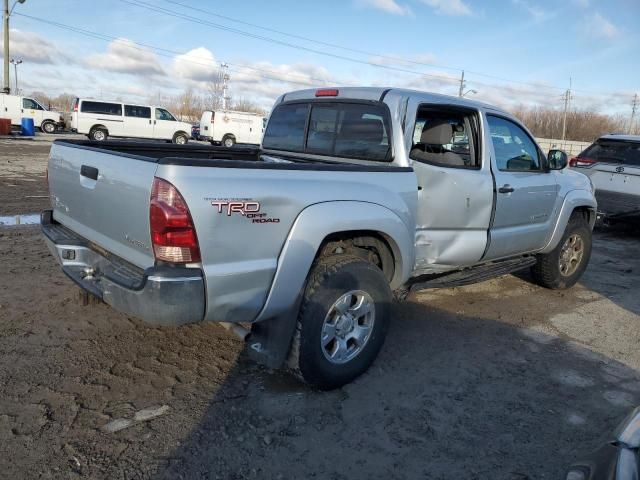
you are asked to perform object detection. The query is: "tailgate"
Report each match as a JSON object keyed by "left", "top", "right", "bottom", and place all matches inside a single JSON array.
[{"left": 48, "top": 142, "right": 158, "bottom": 269}]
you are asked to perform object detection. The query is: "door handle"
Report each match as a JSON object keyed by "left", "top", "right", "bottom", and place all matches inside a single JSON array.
[
  {"left": 498, "top": 184, "right": 515, "bottom": 194},
  {"left": 149, "top": 119, "right": 152, "bottom": 124},
  {"left": 80, "top": 165, "right": 99, "bottom": 181}
]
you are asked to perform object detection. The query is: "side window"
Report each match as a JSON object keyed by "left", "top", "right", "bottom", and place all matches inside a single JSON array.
[
  {"left": 155, "top": 108, "right": 176, "bottom": 121},
  {"left": 22, "top": 98, "right": 40, "bottom": 110},
  {"left": 487, "top": 115, "right": 542, "bottom": 171},
  {"left": 125, "top": 105, "right": 151, "bottom": 119},
  {"left": 410, "top": 108, "right": 478, "bottom": 168},
  {"left": 262, "top": 103, "right": 309, "bottom": 152},
  {"left": 80, "top": 101, "right": 122, "bottom": 116}
]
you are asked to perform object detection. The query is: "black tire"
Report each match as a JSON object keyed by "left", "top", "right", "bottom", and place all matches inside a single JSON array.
[
  {"left": 531, "top": 212, "right": 592, "bottom": 289},
  {"left": 288, "top": 254, "right": 392, "bottom": 390},
  {"left": 41, "top": 120, "right": 56, "bottom": 134},
  {"left": 172, "top": 132, "right": 189, "bottom": 145},
  {"left": 222, "top": 135, "right": 235, "bottom": 148},
  {"left": 89, "top": 127, "right": 108, "bottom": 142}
]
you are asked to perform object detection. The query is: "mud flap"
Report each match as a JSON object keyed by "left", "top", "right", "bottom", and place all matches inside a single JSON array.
[{"left": 247, "top": 295, "right": 303, "bottom": 369}]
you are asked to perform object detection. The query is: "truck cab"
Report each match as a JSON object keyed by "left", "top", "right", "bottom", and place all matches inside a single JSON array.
[{"left": 0, "top": 94, "right": 63, "bottom": 133}]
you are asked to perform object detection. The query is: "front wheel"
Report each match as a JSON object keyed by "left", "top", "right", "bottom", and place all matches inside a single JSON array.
[
  {"left": 531, "top": 212, "right": 592, "bottom": 289},
  {"left": 288, "top": 255, "right": 391, "bottom": 390},
  {"left": 41, "top": 121, "right": 56, "bottom": 134},
  {"left": 172, "top": 132, "right": 189, "bottom": 145}
]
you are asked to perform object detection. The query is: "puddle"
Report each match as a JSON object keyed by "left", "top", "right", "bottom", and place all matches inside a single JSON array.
[{"left": 0, "top": 213, "right": 40, "bottom": 226}]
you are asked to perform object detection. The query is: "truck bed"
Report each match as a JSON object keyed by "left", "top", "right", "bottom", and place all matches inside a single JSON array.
[{"left": 46, "top": 139, "right": 416, "bottom": 325}]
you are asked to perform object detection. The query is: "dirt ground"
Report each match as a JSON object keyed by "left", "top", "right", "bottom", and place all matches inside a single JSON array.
[{"left": 1, "top": 137, "right": 639, "bottom": 479}]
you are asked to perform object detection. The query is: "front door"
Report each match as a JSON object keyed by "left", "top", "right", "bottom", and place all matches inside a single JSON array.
[
  {"left": 483, "top": 114, "right": 559, "bottom": 260},
  {"left": 21, "top": 97, "right": 45, "bottom": 126},
  {"left": 153, "top": 107, "right": 178, "bottom": 140}
]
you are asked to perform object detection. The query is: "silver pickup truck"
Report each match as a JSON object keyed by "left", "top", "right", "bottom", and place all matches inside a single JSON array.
[{"left": 42, "top": 87, "right": 597, "bottom": 389}]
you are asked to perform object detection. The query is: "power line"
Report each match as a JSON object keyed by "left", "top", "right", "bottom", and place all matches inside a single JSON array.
[
  {"left": 117, "top": 0, "right": 463, "bottom": 86},
  {"left": 158, "top": 0, "right": 579, "bottom": 93},
  {"left": 14, "top": 12, "right": 348, "bottom": 88}
]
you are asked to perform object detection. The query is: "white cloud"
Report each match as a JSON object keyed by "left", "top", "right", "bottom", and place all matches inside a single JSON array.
[
  {"left": 173, "top": 47, "right": 219, "bottom": 82},
  {"left": 420, "top": 0, "right": 472, "bottom": 16},
  {"left": 86, "top": 39, "right": 164, "bottom": 76},
  {"left": 355, "top": 0, "right": 412, "bottom": 16},
  {"left": 511, "top": 0, "right": 552, "bottom": 22},
  {"left": 0, "top": 29, "right": 69, "bottom": 64},
  {"left": 583, "top": 12, "right": 620, "bottom": 40}
]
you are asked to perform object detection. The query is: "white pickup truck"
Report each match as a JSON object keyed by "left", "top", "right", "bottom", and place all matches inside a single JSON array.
[{"left": 42, "top": 87, "right": 597, "bottom": 389}]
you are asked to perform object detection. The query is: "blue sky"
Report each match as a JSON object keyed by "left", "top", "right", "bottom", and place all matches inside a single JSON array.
[{"left": 4, "top": 0, "right": 639, "bottom": 114}]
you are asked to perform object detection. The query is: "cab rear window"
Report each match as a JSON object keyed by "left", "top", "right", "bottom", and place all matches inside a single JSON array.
[{"left": 263, "top": 101, "right": 392, "bottom": 162}]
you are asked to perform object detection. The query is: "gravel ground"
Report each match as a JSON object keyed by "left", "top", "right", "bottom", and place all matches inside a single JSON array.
[{"left": 1, "top": 138, "right": 639, "bottom": 479}]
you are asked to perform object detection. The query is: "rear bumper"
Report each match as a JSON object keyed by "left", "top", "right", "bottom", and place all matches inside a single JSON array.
[{"left": 41, "top": 210, "right": 205, "bottom": 326}]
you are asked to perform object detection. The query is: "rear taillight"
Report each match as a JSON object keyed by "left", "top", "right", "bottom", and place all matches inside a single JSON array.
[
  {"left": 73, "top": 98, "right": 78, "bottom": 112},
  {"left": 569, "top": 156, "right": 596, "bottom": 167},
  {"left": 150, "top": 177, "right": 201, "bottom": 263},
  {"left": 211, "top": 111, "right": 215, "bottom": 123}
]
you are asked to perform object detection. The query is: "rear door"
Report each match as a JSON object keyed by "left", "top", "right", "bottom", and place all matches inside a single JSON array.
[
  {"left": 124, "top": 105, "right": 153, "bottom": 138},
  {"left": 483, "top": 114, "right": 560, "bottom": 259},
  {"left": 48, "top": 143, "right": 158, "bottom": 269},
  {"left": 406, "top": 99, "right": 494, "bottom": 272},
  {"left": 79, "top": 101, "right": 124, "bottom": 136},
  {"left": 153, "top": 107, "right": 178, "bottom": 140},
  {"left": 4, "top": 95, "right": 21, "bottom": 124}
]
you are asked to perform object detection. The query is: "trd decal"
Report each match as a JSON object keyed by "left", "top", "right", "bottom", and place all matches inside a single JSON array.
[
  {"left": 211, "top": 201, "right": 260, "bottom": 216},
  {"left": 207, "top": 199, "right": 280, "bottom": 224}
]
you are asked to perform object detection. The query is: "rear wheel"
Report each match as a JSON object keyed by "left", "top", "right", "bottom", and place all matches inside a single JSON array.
[
  {"left": 41, "top": 120, "right": 56, "bottom": 134},
  {"left": 288, "top": 255, "right": 391, "bottom": 390},
  {"left": 531, "top": 212, "right": 592, "bottom": 289},
  {"left": 89, "top": 127, "right": 107, "bottom": 142},
  {"left": 222, "top": 135, "right": 235, "bottom": 148}
]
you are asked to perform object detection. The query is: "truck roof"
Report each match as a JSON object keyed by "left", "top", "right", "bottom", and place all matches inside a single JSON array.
[{"left": 279, "top": 86, "right": 510, "bottom": 116}]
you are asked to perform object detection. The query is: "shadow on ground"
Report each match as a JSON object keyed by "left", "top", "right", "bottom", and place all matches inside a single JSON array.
[{"left": 155, "top": 300, "right": 640, "bottom": 480}]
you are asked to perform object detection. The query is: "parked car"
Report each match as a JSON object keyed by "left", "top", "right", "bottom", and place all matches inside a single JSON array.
[
  {"left": 42, "top": 87, "right": 596, "bottom": 389},
  {"left": 566, "top": 406, "right": 640, "bottom": 480},
  {"left": 199, "top": 109, "right": 264, "bottom": 147},
  {"left": 191, "top": 123, "right": 200, "bottom": 141},
  {"left": 570, "top": 134, "right": 640, "bottom": 221},
  {"left": 0, "top": 93, "right": 63, "bottom": 133},
  {"left": 70, "top": 98, "right": 192, "bottom": 144}
]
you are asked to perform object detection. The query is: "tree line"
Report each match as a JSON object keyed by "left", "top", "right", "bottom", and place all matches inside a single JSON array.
[{"left": 26, "top": 89, "right": 638, "bottom": 141}]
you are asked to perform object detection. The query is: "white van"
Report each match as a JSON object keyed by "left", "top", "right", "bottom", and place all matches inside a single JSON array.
[
  {"left": 0, "top": 94, "right": 63, "bottom": 133},
  {"left": 71, "top": 98, "right": 192, "bottom": 143},
  {"left": 199, "top": 110, "right": 264, "bottom": 147}
]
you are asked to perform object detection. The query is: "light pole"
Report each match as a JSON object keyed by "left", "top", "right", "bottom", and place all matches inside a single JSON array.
[
  {"left": 9, "top": 58, "right": 20, "bottom": 93},
  {"left": 462, "top": 89, "right": 477, "bottom": 97},
  {"left": 3, "top": 0, "right": 26, "bottom": 94}
]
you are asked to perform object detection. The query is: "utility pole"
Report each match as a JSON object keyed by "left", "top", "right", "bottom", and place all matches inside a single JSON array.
[
  {"left": 3, "top": 0, "right": 26, "bottom": 94},
  {"left": 3, "top": 0, "right": 9, "bottom": 94},
  {"left": 561, "top": 78, "right": 573, "bottom": 141},
  {"left": 629, "top": 93, "right": 638, "bottom": 135},
  {"left": 458, "top": 70, "right": 465, "bottom": 97},
  {"left": 10, "top": 57, "right": 20, "bottom": 93},
  {"left": 220, "top": 62, "right": 230, "bottom": 111}
]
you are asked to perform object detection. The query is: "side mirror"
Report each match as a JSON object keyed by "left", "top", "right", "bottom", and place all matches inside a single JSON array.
[{"left": 548, "top": 149, "right": 568, "bottom": 170}]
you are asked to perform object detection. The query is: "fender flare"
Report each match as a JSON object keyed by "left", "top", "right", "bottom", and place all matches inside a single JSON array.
[
  {"left": 253, "top": 200, "right": 414, "bottom": 322},
  {"left": 539, "top": 189, "right": 597, "bottom": 253}
]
